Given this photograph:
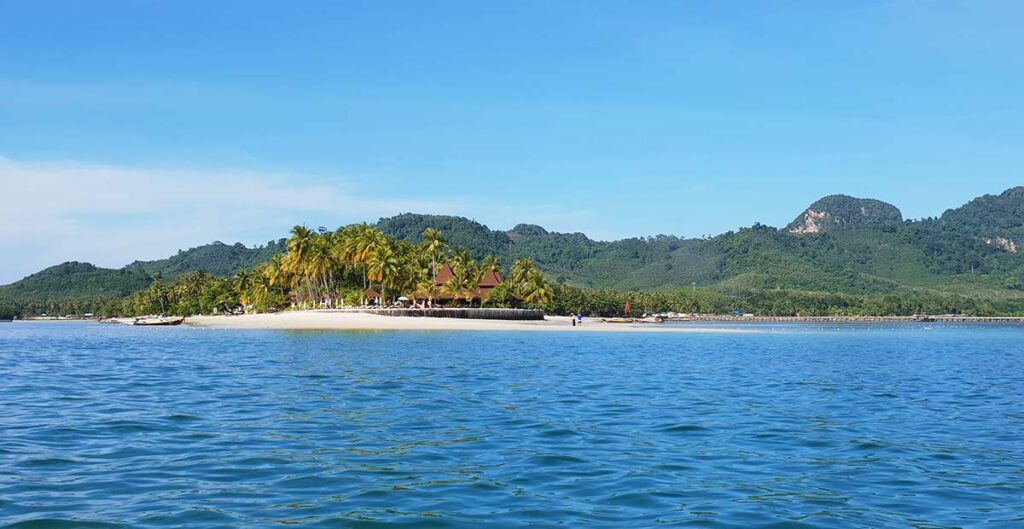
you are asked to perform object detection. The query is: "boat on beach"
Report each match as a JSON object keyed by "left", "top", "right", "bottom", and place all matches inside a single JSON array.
[
  {"left": 132, "top": 316, "right": 185, "bottom": 326},
  {"left": 602, "top": 317, "right": 635, "bottom": 324},
  {"left": 99, "top": 317, "right": 142, "bottom": 325}
]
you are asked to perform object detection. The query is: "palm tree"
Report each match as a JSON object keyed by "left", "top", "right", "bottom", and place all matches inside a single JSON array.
[
  {"left": 343, "top": 224, "right": 385, "bottom": 289},
  {"left": 422, "top": 228, "right": 447, "bottom": 279},
  {"left": 232, "top": 270, "right": 253, "bottom": 312},
  {"left": 481, "top": 255, "right": 502, "bottom": 274},
  {"left": 509, "top": 257, "right": 549, "bottom": 306},
  {"left": 522, "top": 278, "right": 554, "bottom": 306},
  {"left": 308, "top": 233, "right": 336, "bottom": 306},
  {"left": 286, "top": 225, "right": 316, "bottom": 307},
  {"left": 510, "top": 257, "right": 538, "bottom": 287},
  {"left": 287, "top": 225, "right": 315, "bottom": 262},
  {"left": 367, "top": 241, "right": 400, "bottom": 300}
]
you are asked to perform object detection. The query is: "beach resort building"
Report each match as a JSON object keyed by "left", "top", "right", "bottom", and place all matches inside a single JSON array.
[
  {"left": 475, "top": 268, "right": 504, "bottom": 299},
  {"left": 431, "top": 263, "right": 505, "bottom": 304}
]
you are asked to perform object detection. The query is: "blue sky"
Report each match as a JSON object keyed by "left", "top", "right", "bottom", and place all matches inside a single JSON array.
[{"left": 1, "top": 1, "right": 1023, "bottom": 283}]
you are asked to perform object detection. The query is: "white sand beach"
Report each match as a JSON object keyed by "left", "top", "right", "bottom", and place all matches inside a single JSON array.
[{"left": 186, "top": 311, "right": 752, "bottom": 333}]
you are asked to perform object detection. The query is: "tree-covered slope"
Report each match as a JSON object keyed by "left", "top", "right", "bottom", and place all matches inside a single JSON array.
[
  {"left": 6, "top": 187, "right": 1024, "bottom": 306},
  {"left": 375, "top": 214, "right": 513, "bottom": 257},
  {"left": 378, "top": 188, "right": 1024, "bottom": 295},
  {"left": 787, "top": 195, "right": 903, "bottom": 233},
  {"left": 0, "top": 262, "right": 153, "bottom": 302},
  {"left": 131, "top": 240, "right": 286, "bottom": 278},
  {"left": 940, "top": 186, "right": 1024, "bottom": 235},
  {"left": 0, "top": 241, "right": 286, "bottom": 304}
]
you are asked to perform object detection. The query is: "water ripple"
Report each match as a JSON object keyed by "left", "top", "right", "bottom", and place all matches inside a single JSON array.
[{"left": 1, "top": 322, "right": 1023, "bottom": 527}]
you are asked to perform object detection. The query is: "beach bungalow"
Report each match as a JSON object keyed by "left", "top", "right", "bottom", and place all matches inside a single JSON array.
[
  {"left": 431, "top": 264, "right": 505, "bottom": 305},
  {"left": 363, "top": 287, "right": 381, "bottom": 306},
  {"left": 474, "top": 269, "right": 504, "bottom": 299}
]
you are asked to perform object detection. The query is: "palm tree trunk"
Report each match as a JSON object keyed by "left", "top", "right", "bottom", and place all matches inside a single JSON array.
[{"left": 304, "top": 275, "right": 316, "bottom": 308}]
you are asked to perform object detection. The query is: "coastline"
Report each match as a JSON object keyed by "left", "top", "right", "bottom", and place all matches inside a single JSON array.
[{"left": 185, "top": 311, "right": 753, "bottom": 333}]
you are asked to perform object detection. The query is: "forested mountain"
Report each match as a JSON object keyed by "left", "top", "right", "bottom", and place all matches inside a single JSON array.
[
  {"left": 786, "top": 195, "right": 903, "bottom": 233},
  {"left": 5, "top": 188, "right": 1024, "bottom": 311},
  {"left": 376, "top": 191, "right": 1024, "bottom": 295},
  {"left": 130, "top": 240, "right": 286, "bottom": 278},
  {"left": 1, "top": 262, "right": 153, "bottom": 301},
  {"left": 0, "top": 241, "right": 285, "bottom": 307}
]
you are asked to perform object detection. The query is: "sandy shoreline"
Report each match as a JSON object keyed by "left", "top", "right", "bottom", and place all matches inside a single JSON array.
[{"left": 185, "top": 311, "right": 752, "bottom": 333}]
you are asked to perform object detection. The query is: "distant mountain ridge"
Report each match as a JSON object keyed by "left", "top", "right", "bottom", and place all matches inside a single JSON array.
[
  {"left": 0, "top": 240, "right": 285, "bottom": 303},
  {"left": 4, "top": 188, "right": 1024, "bottom": 304},
  {"left": 127, "top": 240, "right": 286, "bottom": 278}
]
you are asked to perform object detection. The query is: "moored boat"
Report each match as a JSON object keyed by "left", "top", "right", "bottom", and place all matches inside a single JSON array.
[
  {"left": 132, "top": 316, "right": 185, "bottom": 326},
  {"left": 602, "top": 317, "right": 635, "bottom": 324}
]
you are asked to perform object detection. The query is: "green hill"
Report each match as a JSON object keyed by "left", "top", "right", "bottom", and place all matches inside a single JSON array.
[
  {"left": 787, "top": 195, "right": 903, "bottom": 233},
  {"left": 0, "top": 262, "right": 153, "bottom": 301},
  {"left": 130, "top": 239, "right": 286, "bottom": 277},
  {"left": 5, "top": 188, "right": 1024, "bottom": 313},
  {"left": 377, "top": 189, "right": 1024, "bottom": 296},
  {"left": 0, "top": 241, "right": 286, "bottom": 308}
]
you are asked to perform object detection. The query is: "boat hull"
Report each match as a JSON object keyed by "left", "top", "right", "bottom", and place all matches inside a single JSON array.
[{"left": 132, "top": 317, "right": 185, "bottom": 326}]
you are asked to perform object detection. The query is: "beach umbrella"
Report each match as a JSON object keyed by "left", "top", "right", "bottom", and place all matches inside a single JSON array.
[{"left": 397, "top": 296, "right": 409, "bottom": 301}]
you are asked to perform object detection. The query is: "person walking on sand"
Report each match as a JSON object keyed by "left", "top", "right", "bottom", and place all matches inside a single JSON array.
[
  {"left": 571, "top": 315, "right": 576, "bottom": 327},
  {"left": 576, "top": 313, "right": 583, "bottom": 326}
]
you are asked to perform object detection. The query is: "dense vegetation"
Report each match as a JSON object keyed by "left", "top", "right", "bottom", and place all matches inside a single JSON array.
[
  {"left": 131, "top": 240, "right": 286, "bottom": 278},
  {"left": 376, "top": 189, "right": 1024, "bottom": 295},
  {"left": 786, "top": 194, "right": 903, "bottom": 232},
  {"left": 0, "top": 298, "right": 18, "bottom": 320},
  {"left": 0, "top": 241, "right": 285, "bottom": 316},
  {"left": 549, "top": 285, "right": 1024, "bottom": 318},
  {"left": 4, "top": 187, "right": 1024, "bottom": 318},
  {"left": 114, "top": 225, "right": 552, "bottom": 317}
]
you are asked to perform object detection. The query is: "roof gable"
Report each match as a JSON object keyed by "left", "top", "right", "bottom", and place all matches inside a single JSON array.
[
  {"left": 433, "top": 263, "right": 455, "bottom": 285},
  {"left": 479, "top": 269, "right": 503, "bottom": 287}
]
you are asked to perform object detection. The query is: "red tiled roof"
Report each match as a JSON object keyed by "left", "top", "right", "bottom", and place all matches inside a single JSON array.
[{"left": 433, "top": 263, "right": 455, "bottom": 285}]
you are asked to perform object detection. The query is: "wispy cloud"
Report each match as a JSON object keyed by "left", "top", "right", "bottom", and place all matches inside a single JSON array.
[{"left": 0, "top": 156, "right": 459, "bottom": 284}]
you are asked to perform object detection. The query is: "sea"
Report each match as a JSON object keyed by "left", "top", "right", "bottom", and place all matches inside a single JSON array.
[{"left": 1, "top": 321, "right": 1022, "bottom": 528}]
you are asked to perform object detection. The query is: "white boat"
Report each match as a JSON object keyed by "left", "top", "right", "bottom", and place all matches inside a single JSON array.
[
  {"left": 132, "top": 316, "right": 185, "bottom": 326},
  {"left": 100, "top": 317, "right": 141, "bottom": 325}
]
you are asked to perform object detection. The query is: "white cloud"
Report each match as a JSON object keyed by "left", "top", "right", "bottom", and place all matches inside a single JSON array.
[{"left": 0, "top": 156, "right": 459, "bottom": 284}]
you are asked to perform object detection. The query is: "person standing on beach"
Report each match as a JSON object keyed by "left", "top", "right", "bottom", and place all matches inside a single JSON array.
[
  {"left": 571, "top": 315, "right": 576, "bottom": 327},
  {"left": 577, "top": 313, "right": 583, "bottom": 326}
]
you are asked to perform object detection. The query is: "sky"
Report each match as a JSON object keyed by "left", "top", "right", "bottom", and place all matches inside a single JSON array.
[{"left": 2, "top": 1, "right": 1023, "bottom": 283}]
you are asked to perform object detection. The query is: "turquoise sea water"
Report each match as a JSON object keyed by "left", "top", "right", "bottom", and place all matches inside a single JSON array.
[{"left": 1, "top": 322, "right": 1022, "bottom": 528}]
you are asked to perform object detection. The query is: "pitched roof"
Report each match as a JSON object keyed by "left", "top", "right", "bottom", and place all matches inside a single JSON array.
[
  {"left": 479, "top": 269, "right": 503, "bottom": 287},
  {"left": 433, "top": 263, "right": 455, "bottom": 285},
  {"left": 364, "top": 287, "right": 380, "bottom": 298}
]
